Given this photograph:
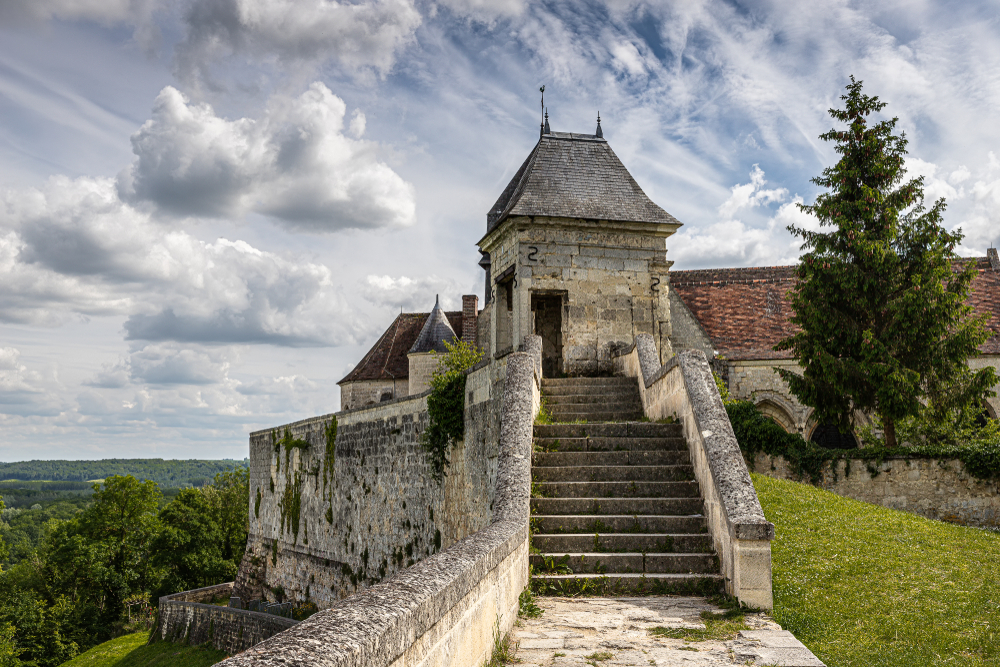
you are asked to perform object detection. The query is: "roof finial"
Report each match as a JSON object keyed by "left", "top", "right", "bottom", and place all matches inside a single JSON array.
[
  {"left": 435, "top": 294, "right": 440, "bottom": 308},
  {"left": 596, "top": 111, "right": 603, "bottom": 138},
  {"left": 539, "top": 85, "right": 545, "bottom": 137},
  {"left": 543, "top": 108, "right": 550, "bottom": 134}
]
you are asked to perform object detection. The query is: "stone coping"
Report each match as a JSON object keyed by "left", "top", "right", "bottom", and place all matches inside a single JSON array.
[
  {"left": 629, "top": 337, "right": 773, "bottom": 542},
  {"left": 248, "top": 390, "right": 432, "bottom": 438},
  {"left": 160, "top": 581, "right": 235, "bottom": 603},
  {"left": 218, "top": 351, "right": 538, "bottom": 666}
]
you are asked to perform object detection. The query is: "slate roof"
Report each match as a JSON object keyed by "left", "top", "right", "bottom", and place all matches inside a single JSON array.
[
  {"left": 486, "top": 131, "right": 681, "bottom": 231},
  {"left": 409, "top": 297, "right": 459, "bottom": 354},
  {"left": 671, "top": 258, "right": 1000, "bottom": 360},
  {"left": 338, "top": 310, "right": 463, "bottom": 384}
]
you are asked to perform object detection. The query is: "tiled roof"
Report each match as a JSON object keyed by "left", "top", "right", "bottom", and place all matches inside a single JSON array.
[
  {"left": 671, "top": 258, "right": 1000, "bottom": 360},
  {"left": 409, "top": 297, "right": 458, "bottom": 354},
  {"left": 486, "top": 131, "right": 681, "bottom": 231},
  {"left": 338, "top": 311, "right": 463, "bottom": 384}
]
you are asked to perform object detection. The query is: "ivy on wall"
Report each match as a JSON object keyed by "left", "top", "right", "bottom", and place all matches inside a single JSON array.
[
  {"left": 727, "top": 400, "right": 1000, "bottom": 483},
  {"left": 422, "top": 340, "right": 483, "bottom": 482}
]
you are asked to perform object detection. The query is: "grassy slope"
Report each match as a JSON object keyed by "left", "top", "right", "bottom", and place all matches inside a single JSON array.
[
  {"left": 753, "top": 473, "right": 1000, "bottom": 667},
  {"left": 60, "top": 633, "right": 228, "bottom": 667}
]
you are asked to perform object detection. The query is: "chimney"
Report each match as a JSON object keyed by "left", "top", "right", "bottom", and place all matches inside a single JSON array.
[
  {"left": 462, "top": 295, "right": 479, "bottom": 345},
  {"left": 989, "top": 247, "right": 999, "bottom": 272}
]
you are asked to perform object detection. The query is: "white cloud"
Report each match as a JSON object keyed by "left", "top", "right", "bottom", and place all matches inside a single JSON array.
[
  {"left": 361, "top": 274, "right": 466, "bottom": 312},
  {"left": 175, "top": 0, "right": 422, "bottom": 85},
  {"left": 0, "top": 176, "right": 371, "bottom": 345},
  {"left": 433, "top": 0, "right": 524, "bottom": 20},
  {"left": 117, "top": 84, "right": 416, "bottom": 232},
  {"left": 718, "top": 165, "right": 788, "bottom": 219},
  {"left": 0, "top": 347, "right": 65, "bottom": 417}
]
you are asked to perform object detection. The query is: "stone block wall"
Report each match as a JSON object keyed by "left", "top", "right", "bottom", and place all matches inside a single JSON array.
[
  {"left": 755, "top": 453, "right": 1000, "bottom": 527},
  {"left": 240, "top": 360, "right": 505, "bottom": 610},
  {"left": 339, "top": 378, "right": 410, "bottom": 412},
  {"left": 154, "top": 582, "right": 297, "bottom": 656},
  {"left": 485, "top": 221, "right": 672, "bottom": 375}
]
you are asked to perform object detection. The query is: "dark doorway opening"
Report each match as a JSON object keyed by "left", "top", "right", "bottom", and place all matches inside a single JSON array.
[
  {"left": 810, "top": 423, "right": 858, "bottom": 449},
  {"left": 531, "top": 292, "right": 564, "bottom": 377}
]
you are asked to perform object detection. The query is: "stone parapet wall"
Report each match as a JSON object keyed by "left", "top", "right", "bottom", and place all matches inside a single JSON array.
[
  {"left": 615, "top": 338, "right": 775, "bottom": 609},
  {"left": 218, "top": 349, "right": 539, "bottom": 667},
  {"left": 154, "top": 582, "right": 297, "bottom": 656},
  {"left": 755, "top": 453, "right": 1000, "bottom": 527}
]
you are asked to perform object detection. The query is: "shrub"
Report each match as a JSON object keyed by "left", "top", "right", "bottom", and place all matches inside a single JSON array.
[{"left": 421, "top": 340, "right": 483, "bottom": 481}]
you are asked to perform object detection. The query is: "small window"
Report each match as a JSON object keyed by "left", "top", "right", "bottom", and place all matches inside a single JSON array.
[{"left": 379, "top": 391, "right": 393, "bottom": 403}]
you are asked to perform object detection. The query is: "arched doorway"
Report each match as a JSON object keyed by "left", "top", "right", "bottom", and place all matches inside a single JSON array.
[{"left": 809, "top": 423, "right": 858, "bottom": 449}]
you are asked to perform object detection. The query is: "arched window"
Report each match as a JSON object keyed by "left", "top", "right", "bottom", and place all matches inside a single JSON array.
[{"left": 810, "top": 423, "right": 858, "bottom": 449}]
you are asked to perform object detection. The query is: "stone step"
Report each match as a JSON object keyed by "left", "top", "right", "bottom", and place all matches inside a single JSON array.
[
  {"left": 531, "top": 514, "right": 705, "bottom": 534},
  {"left": 532, "top": 465, "right": 694, "bottom": 483},
  {"left": 533, "top": 423, "right": 682, "bottom": 439},
  {"left": 530, "top": 552, "right": 720, "bottom": 575},
  {"left": 541, "top": 377, "right": 637, "bottom": 392},
  {"left": 531, "top": 497, "right": 703, "bottom": 516},
  {"left": 531, "top": 533, "right": 714, "bottom": 554},
  {"left": 530, "top": 573, "right": 724, "bottom": 597},
  {"left": 533, "top": 436, "right": 687, "bottom": 453},
  {"left": 532, "top": 450, "right": 690, "bottom": 467},
  {"left": 534, "top": 480, "right": 700, "bottom": 498},
  {"left": 546, "top": 409, "right": 645, "bottom": 422},
  {"left": 545, "top": 393, "right": 641, "bottom": 406}
]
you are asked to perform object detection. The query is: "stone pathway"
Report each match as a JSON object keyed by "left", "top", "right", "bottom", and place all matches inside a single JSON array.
[{"left": 510, "top": 596, "right": 824, "bottom": 666}]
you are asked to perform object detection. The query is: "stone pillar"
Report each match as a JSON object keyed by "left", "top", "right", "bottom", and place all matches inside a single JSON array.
[{"left": 462, "top": 295, "right": 479, "bottom": 346}]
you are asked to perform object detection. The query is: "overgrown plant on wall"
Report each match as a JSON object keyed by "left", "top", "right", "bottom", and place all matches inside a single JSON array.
[
  {"left": 421, "top": 339, "right": 483, "bottom": 481},
  {"left": 729, "top": 400, "right": 1000, "bottom": 482},
  {"left": 776, "top": 76, "right": 997, "bottom": 447}
]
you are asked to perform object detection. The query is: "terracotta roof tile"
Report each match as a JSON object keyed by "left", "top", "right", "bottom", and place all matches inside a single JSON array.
[
  {"left": 338, "top": 311, "right": 463, "bottom": 384},
  {"left": 671, "top": 258, "right": 1000, "bottom": 360}
]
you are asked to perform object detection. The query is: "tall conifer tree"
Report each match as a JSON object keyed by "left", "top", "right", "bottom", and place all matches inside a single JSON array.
[{"left": 777, "top": 77, "right": 996, "bottom": 447}]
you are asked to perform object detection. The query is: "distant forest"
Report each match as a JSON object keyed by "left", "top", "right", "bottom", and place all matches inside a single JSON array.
[{"left": 0, "top": 459, "right": 247, "bottom": 486}]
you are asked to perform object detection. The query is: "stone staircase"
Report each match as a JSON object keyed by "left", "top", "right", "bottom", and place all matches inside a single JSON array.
[
  {"left": 530, "top": 377, "right": 724, "bottom": 596},
  {"left": 541, "top": 377, "right": 643, "bottom": 422}
]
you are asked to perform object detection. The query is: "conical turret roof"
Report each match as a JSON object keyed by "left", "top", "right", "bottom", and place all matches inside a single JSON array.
[{"left": 408, "top": 296, "right": 458, "bottom": 354}]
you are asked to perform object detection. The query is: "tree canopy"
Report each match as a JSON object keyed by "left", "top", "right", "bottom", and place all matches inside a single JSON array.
[{"left": 776, "top": 76, "right": 997, "bottom": 447}]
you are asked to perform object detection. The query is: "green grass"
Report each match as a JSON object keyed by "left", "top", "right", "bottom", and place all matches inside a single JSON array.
[
  {"left": 60, "top": 632, "right": 229, "bottom": 667},
  {"left": 753, "top": 473, "right": 1000, "bottom": 667}
]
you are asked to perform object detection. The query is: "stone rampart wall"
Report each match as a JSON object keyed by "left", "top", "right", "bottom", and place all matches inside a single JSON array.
[
  {"left": 154, "top": 582, "right": 297, "bottom": 656},
  {"left": 241, "top": 372, "right": 504, "bottom": 609},
  {"left": 754, "top": 453, "right": 1000, "bottom": 527},
  {"left": 218, "top": 348, "right": 539, "bottom": 667}
]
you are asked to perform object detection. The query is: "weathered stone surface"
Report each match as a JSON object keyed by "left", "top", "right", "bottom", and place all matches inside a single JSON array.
[
  {"left": 219, "top": 350, "right": 540, "bottom": 667},
  {"left": 154, "top": 583, "right": 297, "bottom": 656},
  {"left": 756, "top": 453, "right": 1000, "bottom": 527},
  {"left": 510, "top": 596, "right": 824, "bottom": 667}
]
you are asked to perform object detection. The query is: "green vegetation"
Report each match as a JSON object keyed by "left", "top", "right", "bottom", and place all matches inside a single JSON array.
[
  {"left": 482, "top": 616, "right": 517, "bottom": 667},
  {"left": 728, "top": 400, "right": 1000, "bottom": 483},
  {"left": 59, "top": 632, "right": 227, "bottom": 667},
  {"left": 0, "top": 460, "right": 246, "bottom": 487},
  {"left": 517, "top": 589, "right": 542, "bottom": 619},
  {"left": 422, "top": 339, "right": 483, "bottom": 481},
  {"left": 0, "top": 467, "right": 248, "bottom": 666},
  {"left": 755, "top": 472, "right": 1000, "bottom": 666},
  {"left": 777, "top": 77, "right": 996, "bottom": 447},
  {"left": 648, "top": 607, "right": 750, "bottom": 643}
]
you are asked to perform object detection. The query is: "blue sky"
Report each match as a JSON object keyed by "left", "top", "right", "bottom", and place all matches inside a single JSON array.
[{"left": 1, "top": 0, "right": 999, "bottom": 460}]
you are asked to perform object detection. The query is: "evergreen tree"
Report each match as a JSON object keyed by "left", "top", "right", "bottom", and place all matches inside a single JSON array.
[{"left": 777, "top": 77, "right": 996, "bottom": 447}]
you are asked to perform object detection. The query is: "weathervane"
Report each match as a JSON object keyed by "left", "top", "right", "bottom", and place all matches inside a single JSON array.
[{"left": 539, "top": 85, "right": 546, "bottom": 136}]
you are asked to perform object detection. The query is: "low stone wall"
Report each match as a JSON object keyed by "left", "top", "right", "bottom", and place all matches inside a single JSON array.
[
  {"left": 754, "top": 453, "right": 1000, "bottom": 527},
  {"left": 153, "top": 583, "right": 297, "bottom": 656},
  {"left": 218, "top": 348, "right": 539, "bottom": 667},
  {"left": 615, "top": 337, "right": 775, "bottom": 609}
]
